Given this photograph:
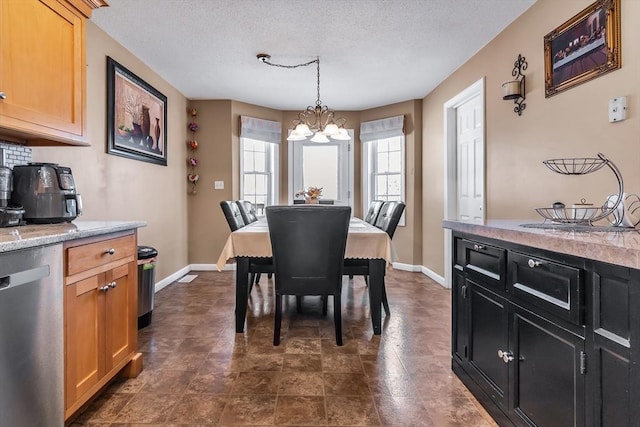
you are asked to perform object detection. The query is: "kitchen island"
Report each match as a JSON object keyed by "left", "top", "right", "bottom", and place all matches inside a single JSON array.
[
  {"left": 0, "top": 220, "right": 146, "bottom": 425},
  {"left": 444, "top": 219, "right": 640, "bottom": 427}
]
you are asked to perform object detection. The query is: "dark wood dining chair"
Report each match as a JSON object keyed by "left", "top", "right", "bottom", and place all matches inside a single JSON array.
[
  {"left": 293, "top": 199, "right": 305, "bottom": 204},
  {"left": 266, "top": 205, "right": 351, "bottom": 346},
  {"left": 220, "top": 201, "right": 272, "bottom": 289},
  {"left": 363, "top": 200, "right": 385, "bottom": 225},
  {"left": 236, "top": 200, "right": 259, "bottom": 224},
  {"left": 318, "top": 199, "right": 335, "bottom": 205},
  {"left": 344, "top": 201, "right": 406, "bottom": 316}
]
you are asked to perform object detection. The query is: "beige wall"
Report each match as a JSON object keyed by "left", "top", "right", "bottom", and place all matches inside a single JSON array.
[
  {"left": 361, "top": 100, "right": 423, "bottom": 265},
  {"left": 422, "top": 0, "right": 640, "bottom": 276},
  {"left": 187, "top": 100, "right": 282, "bottom": 264},
  {"left": 32, "top": 21, "right": 189, "bottom": 281}
]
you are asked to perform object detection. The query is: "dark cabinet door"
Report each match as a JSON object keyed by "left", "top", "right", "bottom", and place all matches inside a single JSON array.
[
  {"left": 587, "top": 261, "right": 640, "bottom": 427},
  {"left": 511, "top": 306, "right": 586, "bottom": 427},
  {"left": 468, "top": 282, "right": 509, "bottom": 411},
  {"left": 452, "top": 271, "right": 469, "bottom": 363}
]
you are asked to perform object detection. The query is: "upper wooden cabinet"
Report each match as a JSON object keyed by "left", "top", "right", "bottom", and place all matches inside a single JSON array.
[{"left": 0, "top": 0, "right": 106, "bottom": 146}]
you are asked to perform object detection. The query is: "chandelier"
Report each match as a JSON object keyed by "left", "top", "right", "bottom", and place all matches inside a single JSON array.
[{"left": 257, "top": 53, "right": 351, "bottom": 142}]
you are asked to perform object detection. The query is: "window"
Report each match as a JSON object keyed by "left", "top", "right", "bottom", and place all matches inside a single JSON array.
[
  {"left": 370, "top": 136, "right": 404, "bottom": 202},
  {"left": 361, "top": 116, "right": 405, "bottom": 225},
  {"left": 240, "top": 117, "right": 281, "bottom": 214},
  {"left": 240, "top": 138, "right": 278, "bottom": 211}
]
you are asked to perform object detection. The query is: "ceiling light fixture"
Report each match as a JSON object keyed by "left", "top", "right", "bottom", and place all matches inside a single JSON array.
[{"left": 257, "top": 53, "right": 350, "bottom": 143}]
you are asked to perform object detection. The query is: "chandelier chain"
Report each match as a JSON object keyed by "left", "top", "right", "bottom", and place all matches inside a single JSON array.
[
  {"left": 256, "top": 52, "right": 350, "bottom": 141},
  {"left": 316, "top": 59, "right": 321, "bottom": 107},
  {"left": 258, "top": 55, "right": 319, "bottom": 69}
]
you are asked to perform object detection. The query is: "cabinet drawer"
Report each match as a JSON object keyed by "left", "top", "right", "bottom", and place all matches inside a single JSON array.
[
  {"left": 67, "top": 235, "right": 135, "bottom": 276},
  {"left": 457, "top": 238, "right": 506, "bottom": 291},
  {"left": 508, "top": 251, "right": 584, "bottom": 326}
]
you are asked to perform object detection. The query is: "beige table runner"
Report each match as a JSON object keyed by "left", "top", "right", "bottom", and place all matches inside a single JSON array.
[{"left": 216, "top": 217, "right": 393, "bottom": 271}]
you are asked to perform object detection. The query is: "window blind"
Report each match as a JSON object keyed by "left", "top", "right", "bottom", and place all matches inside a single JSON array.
[
  {"left": 360, "top": 115, "right": 404, "bottom": 142},
  {"left": 240, "top": 116, "right": 281, "bottom": 144}
]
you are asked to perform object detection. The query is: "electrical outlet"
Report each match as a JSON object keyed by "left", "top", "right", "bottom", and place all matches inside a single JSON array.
[{"left": 214, "top": 181, "right": 224, "bottom": 190}]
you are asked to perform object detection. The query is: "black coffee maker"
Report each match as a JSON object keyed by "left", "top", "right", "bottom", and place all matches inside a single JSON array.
[{"left": 11, "top": 163, "right": 83, "bottom": 223}]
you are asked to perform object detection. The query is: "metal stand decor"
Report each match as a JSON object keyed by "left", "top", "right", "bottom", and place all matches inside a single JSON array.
[
  {"left": 502, "top": 54, "right": 527, "bottom": 116},
  {"left": 535, "top": 152, "right": 623, "bottom": 225}
]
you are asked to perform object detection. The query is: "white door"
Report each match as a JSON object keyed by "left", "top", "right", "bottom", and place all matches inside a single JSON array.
[
  {"left": 289, "top": 131, "right": 354, "bottom": 206},
  {"left": 456, "top": 94, "right": 484, "bottom": 223},
  {"left": 443, "top": 77, "right": 485, "bottom": 288}
]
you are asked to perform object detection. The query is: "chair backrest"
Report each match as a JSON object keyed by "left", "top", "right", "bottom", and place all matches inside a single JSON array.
[
  {"left": 374, "top": 201, "right": 406, "bottom": 239},
  {"left": 293, "top": 199, "right": 305, "bottom": 204},
  {"left": 266, "top": 206, "right": 351, "bottom": 296},
  {"left": 318, "top": 199, "right": 335, "bottom": 205},
  {"left": 236, "top": 200, "right": 258, "bottom": 224},
  {"left": 220, "top": 200, "right": 246, "bottom": 231},
  {"left": 363, "top": 200, "right": 385, "bottom": 224}
]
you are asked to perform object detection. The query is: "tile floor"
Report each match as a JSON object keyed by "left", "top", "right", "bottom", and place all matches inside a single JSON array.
[{"left": 71, "top": 269, "right": 497, "bottom": 426}]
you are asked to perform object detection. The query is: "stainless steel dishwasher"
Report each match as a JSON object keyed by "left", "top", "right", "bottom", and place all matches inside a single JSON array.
[{"left": 0, "top": 244, "right": 63, "bottom": 427}]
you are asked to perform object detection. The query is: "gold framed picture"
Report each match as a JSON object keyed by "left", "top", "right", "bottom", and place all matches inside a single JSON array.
[{"left": 544, "top": 0, "right": 621, "bottom": 98}]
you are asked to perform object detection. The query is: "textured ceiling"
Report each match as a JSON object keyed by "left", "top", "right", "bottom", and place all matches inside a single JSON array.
[{"left": 92, "top": 0, "right": 536, "bottom": 111}]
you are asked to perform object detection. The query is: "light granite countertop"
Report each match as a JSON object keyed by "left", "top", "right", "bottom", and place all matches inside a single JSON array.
[
  {"left": 443, "top": 219, "right": 640, "bottom": 269},
  {"left": 0, "top": 221, "right": 147, "bottom": 253}
]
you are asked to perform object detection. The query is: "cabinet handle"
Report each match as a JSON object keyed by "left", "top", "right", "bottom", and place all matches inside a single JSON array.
[
  {"left": 497, "top": 350, "right": 514, "bottom": 363},
  {"left": 0, "top": 92, "right": 6, "bottom": 100},
  {"left": 105, "top": 248, "right": 116, "bottom": 255},
  {"left": 108, "top": 281, "right": 117, "bottom": 289},
  {"left": 473, "top": 244, "right": 486, "bottom": 251},
  {"left": 99, "top": 285, "right": 110, "bottom": 292},
  {"left": 527, "top": 259, "right": 543, "bottom": 268}
]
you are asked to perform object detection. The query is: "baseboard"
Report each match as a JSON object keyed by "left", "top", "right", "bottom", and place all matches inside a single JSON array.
[
  {"left": 392, "top": 262, "right": 421, "bottom": 272},
  {"left": 154, "top": 265, "right": 190, "bottom": 293},
  {"left": 392, "top": 262, "right": 447, "bottom": 288},
  {"left": 190, "top": 263, "right": 235, "bottom": 271},
  {"left": 421, "top": 265, "right": 447, "bottom": 287},
  {"left": 153, "top": 262, "right": 446, "bottom": 293}
]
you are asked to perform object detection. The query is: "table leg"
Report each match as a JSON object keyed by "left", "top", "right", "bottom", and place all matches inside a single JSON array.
[
  {"left": 368, "top": 259, "right": 385, "bottom": 335},
  {"left": 235, "top": 258, "right": 250, "bottom": 333}
]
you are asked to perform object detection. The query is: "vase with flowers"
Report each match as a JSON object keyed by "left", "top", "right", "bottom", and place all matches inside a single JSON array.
[{"left": 295, "top": 186, "right": 323, "bottom": 204}]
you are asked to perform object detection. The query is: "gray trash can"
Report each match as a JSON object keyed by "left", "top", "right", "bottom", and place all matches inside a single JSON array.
[{"left": 137, "top": 245, "right": 158, "bottom": 329}]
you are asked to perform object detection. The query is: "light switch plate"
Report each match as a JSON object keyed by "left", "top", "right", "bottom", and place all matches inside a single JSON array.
[
  {"left": 609, "top": 96, "right": 627, "bottom": 122},
  {"left": 214, "top": 181, "right": 224, "bottom": 190}
]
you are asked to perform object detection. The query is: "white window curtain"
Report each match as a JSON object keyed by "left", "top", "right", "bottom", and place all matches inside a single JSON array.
[
  {"left": 240, "top": 116, "right": 281, "bottom": 144},
  {"left": 360, "top": 115, "right": 404, "bottom": 142}
]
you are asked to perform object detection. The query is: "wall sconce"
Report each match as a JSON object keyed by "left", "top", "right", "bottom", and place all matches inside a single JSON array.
[{"left": 502, "top": 54, "right": 527, "bottom": 116}]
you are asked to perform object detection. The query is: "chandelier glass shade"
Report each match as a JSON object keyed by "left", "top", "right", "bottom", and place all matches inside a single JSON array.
[{"left": 257, "top": 53, "right": 351, "bottom": 142}]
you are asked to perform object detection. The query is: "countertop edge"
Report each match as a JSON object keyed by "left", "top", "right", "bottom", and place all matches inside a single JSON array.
[
  {"left": 0, "top": 221, "right": 147, "bottom": 253},
  {"left": 443, "top": 219, "right": 640, "bottom": 269}
]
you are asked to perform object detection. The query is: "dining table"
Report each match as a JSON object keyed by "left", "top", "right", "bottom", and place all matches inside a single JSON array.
[{"left": 216, "top": 216, "right": 394, "bottom": 335}]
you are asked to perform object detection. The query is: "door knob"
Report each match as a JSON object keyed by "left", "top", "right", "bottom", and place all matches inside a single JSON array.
[{"left": 497, "top": 349, "right": 514, "bottom": 363}]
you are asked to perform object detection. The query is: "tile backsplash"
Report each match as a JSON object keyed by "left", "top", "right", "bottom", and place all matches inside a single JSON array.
[{"left": 0, "top": 141, "right": 32, "bottom": 168}]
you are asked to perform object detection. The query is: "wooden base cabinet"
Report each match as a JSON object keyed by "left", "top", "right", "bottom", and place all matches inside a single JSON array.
[{"left": 64, "top": 231, "right": 141, "bottom": 420}]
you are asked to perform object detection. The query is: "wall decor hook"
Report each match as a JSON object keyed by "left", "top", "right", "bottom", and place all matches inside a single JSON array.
[{"left": 502, "top": 54, "right": 527, "bottom": 116}]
